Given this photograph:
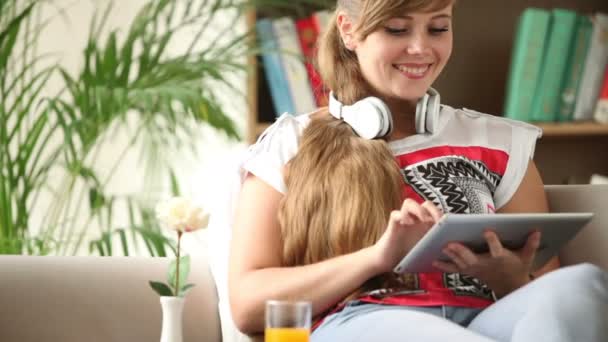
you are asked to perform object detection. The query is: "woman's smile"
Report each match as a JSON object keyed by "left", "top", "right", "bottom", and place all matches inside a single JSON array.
[{"left": 393, "top": 63, "right": 432, "bottom": 80}]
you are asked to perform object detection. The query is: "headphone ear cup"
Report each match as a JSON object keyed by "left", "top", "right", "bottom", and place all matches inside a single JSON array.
[
  {"left": 365, "top": 97, "right": 393, "bottom": 137},
  {"left": 426, "top": 88, "right": 440, "bottom": 134},
  {"left": 415, "top": 93, "right": 429, "bottom": 134},
  {"left": 343, "top": 97, "right": 392, "bottom": 139},
  {"left": 415, "top": 88, "right": 441, "bottom": 134}
]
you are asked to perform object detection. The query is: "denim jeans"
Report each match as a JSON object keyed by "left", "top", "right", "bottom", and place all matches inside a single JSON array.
[{"left": 312, "top": 264, "right": 608, "bottom": 342}]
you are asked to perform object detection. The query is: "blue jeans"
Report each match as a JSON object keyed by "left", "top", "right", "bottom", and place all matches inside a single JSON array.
[{"left": 312, "top": 264, "right": 608, "bottom": 342}]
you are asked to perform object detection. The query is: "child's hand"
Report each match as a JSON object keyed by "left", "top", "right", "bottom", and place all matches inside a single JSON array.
[{"left": 372, "top": 199, "right": 443, "bottom": 273}]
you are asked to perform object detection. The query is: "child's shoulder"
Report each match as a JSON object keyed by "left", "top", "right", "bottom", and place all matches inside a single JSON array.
[
  {"left": 255, "top": 112, "right": 313, "bottom": 146},
  {"left": 245, "top": 110, "right": 323, "bottom": 165}
]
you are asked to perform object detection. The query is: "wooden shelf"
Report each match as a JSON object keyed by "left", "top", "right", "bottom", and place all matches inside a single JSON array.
[{"left": 534, "top": 122, "right": 608, "bottom": 138}]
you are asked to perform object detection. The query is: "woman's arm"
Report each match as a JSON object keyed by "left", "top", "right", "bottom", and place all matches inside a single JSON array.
[
  {"left": 228, "top": 174, "right": 382, "bottom": 334},
  {"left": 497, "top": 159, "right": 560, "bottom": 276}
]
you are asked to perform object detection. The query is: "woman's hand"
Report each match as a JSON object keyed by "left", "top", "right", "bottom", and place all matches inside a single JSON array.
[
  {"left": 433, "top": 230, "right": 541, "bottom": 297},
  {"left": 372, "top": 199, "right": 443, "bottom": 273}
]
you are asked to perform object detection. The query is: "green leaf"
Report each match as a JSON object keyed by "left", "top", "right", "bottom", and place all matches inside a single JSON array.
[
  {"left": 88, "top": 188, "right": 106, "bottom": 213},
  {"left": 116, "top": 228, "right": 129, "bottom": 256},
  {"left": 0, "top": 3, "right": 35, "bottom": 70},
  {"left": 133, "top": 225, "right": 174, "bottom": 257},
  {"left": 89, "top": 239, "right": 106, "bottom": 256},
  {"left": 89, "top": 188, "right": 107, "bottom": 214},
  {"left": 169, "top": 168, "right": 180, "bottom": 196},
  {"left": 167, "top": 255, "right": 190, "bottom": 292},
  {"left": 102, "top": 32, "right": 118, "bottom": 86},
  {"left": 178, "top": 283, "right": 196, "bottom": 297},
  {"left": 149, "top": 281, "right": 174, "bottom": 297}
]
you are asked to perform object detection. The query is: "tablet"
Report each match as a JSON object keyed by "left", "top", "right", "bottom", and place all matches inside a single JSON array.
[{"left": 393, "top": 212, "right": 594, "bottom": 274}]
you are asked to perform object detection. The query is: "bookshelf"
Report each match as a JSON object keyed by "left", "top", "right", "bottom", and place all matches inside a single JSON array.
[{"left": 246, "top": 0, "right": 608, "bottom": 184}]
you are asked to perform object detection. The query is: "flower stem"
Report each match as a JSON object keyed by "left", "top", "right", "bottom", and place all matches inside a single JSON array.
[{"left": 175, "top": 230, "right": 183, "bottom": 296}]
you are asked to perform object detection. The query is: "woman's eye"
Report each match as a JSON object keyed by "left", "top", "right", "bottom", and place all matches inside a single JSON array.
[
  {"left": 385, "top": 27, "right": 408, "bottom": 35},
  {"left": 429, "top": 27, "right": 449, "bottom": 35}
]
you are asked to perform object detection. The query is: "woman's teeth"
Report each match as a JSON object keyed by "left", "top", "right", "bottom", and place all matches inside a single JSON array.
[{"left": 395, "top": 64, "right": 429, "bottom": 76}]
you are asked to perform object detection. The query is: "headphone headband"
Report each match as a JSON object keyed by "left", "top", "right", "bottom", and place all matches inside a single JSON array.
[{"left": 328, "top": 89, "right": 441, "bottom": 139}]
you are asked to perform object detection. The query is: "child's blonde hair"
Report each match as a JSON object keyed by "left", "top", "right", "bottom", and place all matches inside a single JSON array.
[{"left": 279, "top": 115, "right": 415, "bottom": 301}]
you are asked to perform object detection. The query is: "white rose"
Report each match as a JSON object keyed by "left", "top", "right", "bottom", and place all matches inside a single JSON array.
[{"left": 155, "top": 197, "right": 210, "bottom": 233}]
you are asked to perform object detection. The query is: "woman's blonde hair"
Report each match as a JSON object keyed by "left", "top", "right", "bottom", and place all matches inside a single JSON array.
[
  {"left": 317, "top": 0, "right": 454, "bottom": 105},
  {"left": 278, "top": 115, "right": 410, "bottom": 299}
]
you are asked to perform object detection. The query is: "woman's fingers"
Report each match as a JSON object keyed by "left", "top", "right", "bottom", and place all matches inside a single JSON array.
[
  {"left": 484, "top": 230, "right": 504, "bottom": 258},
  {"left": 520, "top": 231, "right": 541, "bottom": 263},
  {"left": 444, "top": 243, "right": 478, "bottom": 269}
]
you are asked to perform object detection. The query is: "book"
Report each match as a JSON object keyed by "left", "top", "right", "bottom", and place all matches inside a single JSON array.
[
  {"left": 504, "top": 8, "right": 551, "bottom": 122},
  {"left": 573, "top": 13, "right": 608, "bottom": 121},
  {"left": 273, "top": 16, "right": 317, "bottom": 114},
  {"left": 593, "top": 64, "right": 608, "bottom": 124},
  {"left": 256, "top": 18, "right": 296, "bottom": 116},
  {"left": 558, "top": 15, "right": 593, "bottom": 122},
  {"left": 530, "top": 9, "right": 578, "bottom": 122},
  {"left": 295, "top": 16, "right": 327, "bottom": 107}
]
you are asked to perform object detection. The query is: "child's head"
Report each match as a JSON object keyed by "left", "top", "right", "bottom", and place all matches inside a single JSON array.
[
  {"left": 317, "top": 0, "right": 454, "bottom": 105},
  {"left": 279, "top": 114, "right": 404, "bottom": 267}
]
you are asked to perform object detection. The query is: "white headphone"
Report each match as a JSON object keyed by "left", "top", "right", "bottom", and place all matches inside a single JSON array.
[{"left": 328, "top": 88, "right": 441, "bottom": 139}]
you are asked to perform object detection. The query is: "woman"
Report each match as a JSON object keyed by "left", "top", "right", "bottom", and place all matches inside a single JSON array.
[{"left": 228, "top": 0, "right": 608, "bottom": 341}]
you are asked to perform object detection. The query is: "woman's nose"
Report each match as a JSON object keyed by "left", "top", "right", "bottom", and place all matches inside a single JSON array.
[{"left": 406, "top": 33, "right": 428, "bottom": 55}]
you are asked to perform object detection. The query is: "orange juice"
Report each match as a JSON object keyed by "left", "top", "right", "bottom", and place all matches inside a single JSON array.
[{"left": 265, "top": 327, "right": 310, "bottom": 342}]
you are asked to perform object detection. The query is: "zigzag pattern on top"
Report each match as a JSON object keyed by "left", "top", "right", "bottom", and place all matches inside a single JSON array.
[{"left": 403, "top": 156, "right": 503, "bottom": 214}]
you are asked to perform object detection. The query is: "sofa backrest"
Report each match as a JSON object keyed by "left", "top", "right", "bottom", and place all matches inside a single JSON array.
[
  {"left": 0, "top": 255, "right": 221, "bottom": 342},
  {"left": 546, "top": 184, "right": 608, "bottom": 270}
]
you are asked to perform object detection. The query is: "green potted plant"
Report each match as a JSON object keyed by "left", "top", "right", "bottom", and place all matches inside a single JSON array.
[{"left": 0, "top": 0, "right": 246, "bottom": 256}]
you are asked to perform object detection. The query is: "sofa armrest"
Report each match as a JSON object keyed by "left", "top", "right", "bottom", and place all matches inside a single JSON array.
[{"left": 0, "top": 255, "right": 221, "bottom": 342}]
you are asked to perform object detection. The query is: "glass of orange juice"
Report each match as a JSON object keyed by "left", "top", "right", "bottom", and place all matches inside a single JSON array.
[{"left": 265, "top": 300, "right": 312, "bottom": 342}]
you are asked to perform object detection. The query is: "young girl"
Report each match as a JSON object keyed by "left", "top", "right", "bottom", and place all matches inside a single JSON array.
[
  {"left": 279, "top": 115, "right": 421, "bottom": 311},
  {"left": 228, "top": 1, "right": 608, "bottom": 341}
]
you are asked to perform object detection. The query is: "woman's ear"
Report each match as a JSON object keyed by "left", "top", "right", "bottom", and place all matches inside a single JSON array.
[{"left": 336, "top": 12, "right": 356, "bottom": 51}]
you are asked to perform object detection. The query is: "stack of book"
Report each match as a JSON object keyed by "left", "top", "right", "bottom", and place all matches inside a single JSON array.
[
  {"left": 504, "top": 8, "right": 608, "bottom": 124},
  {"left": 256, "top": 10, "right": 332, "bottom": 117}
]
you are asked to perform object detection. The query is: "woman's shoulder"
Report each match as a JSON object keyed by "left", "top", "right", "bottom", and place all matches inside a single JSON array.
[{"left": 445, "top": 105, "right": 542, "bottom": 138}]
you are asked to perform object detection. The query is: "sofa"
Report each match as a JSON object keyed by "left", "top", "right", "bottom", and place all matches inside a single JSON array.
[{"left": 0, "top": 184, "right": 606, "bottom": 342}]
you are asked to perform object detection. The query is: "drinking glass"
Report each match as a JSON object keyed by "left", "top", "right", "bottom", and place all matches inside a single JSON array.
[{"left": 265, "top": 300, "right": 312, "bottom": 342}]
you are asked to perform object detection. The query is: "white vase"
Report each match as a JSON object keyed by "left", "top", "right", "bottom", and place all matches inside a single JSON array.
[{"left": 160, "top": 296, "right": 185, "bottom": 342}]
